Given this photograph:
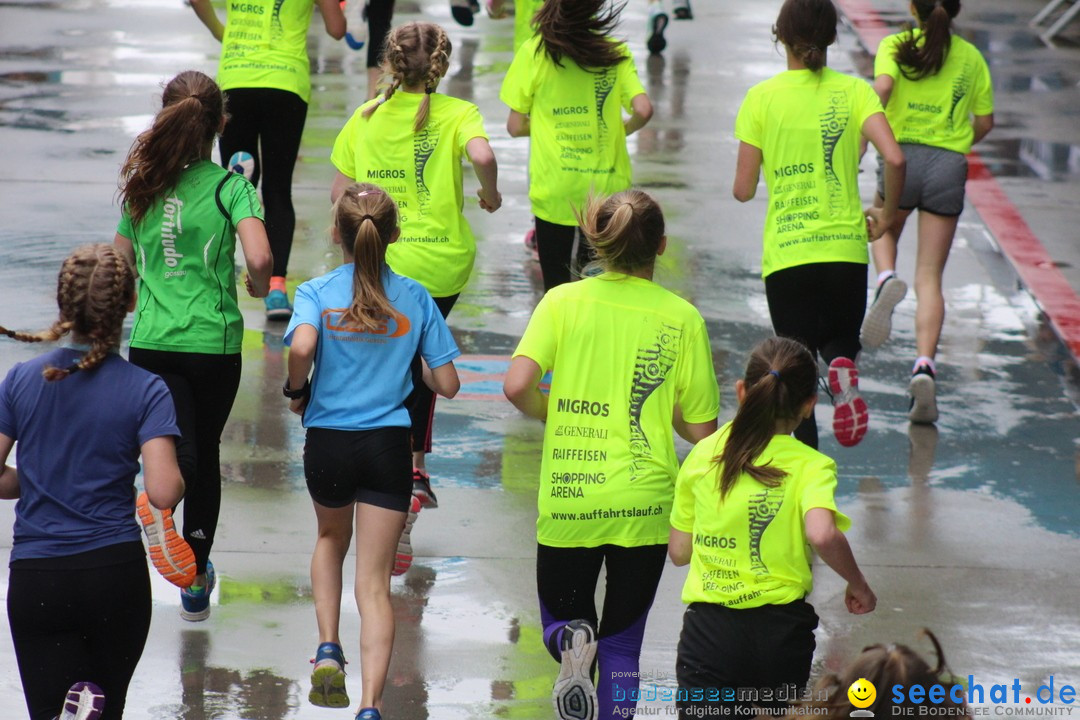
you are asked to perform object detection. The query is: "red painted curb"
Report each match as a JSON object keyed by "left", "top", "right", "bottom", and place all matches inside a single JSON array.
[{"left": 835, "top": 0, "right": 1080, "bottom": 358}]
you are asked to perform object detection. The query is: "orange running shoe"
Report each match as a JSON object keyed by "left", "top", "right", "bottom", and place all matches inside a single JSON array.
[{"left": 136, "top": 491, "right": 197, "bottom": 588}]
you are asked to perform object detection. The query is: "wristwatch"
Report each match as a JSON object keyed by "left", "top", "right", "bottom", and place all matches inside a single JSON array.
[{"left": 282, "top": 378, "right": 311, "bottom": 399}]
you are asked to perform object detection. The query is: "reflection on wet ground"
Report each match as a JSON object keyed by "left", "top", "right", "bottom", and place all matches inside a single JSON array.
[{"left": 2, "top": 0, "right": 1080, "bottom": 717}]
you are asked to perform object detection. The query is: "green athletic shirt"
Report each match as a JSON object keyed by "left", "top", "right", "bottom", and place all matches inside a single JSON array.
[
  {"left": 218, "top": 0, "right": 316, "bottom": 102},
  {"left": 513, "top": 273, "right": 720, "bottom": 548},
  {"left": 331, "top": 92, "right": 489, "bottom": 298},
  {"left": 735, "top": 68, "right": 884, "bottom": 278},
  {"left": 514, "top": 0, "right": 545, "bottom": 52},
  {"left": 117, "top": 160, "right": 264, "bottom": 354},
  {"left": 875, "top": 31, "right": 993, "bottom": 155},
  {"left": 671, "top": 423, "right": 851, "bottom": 608},
  {"left": 500, "top": 36, "right": 646, "bottom": 226}
]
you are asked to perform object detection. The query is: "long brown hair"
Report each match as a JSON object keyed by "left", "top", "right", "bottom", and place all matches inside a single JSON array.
[
  {"left": 333, "top": 183, "right": 398, "bottom": 331},
  {"left": 118, "top": 70, "right": 224, "bottom": 226},
  {"left": 576, "top": 190, "right": 665, "bottom": 275},
  {"left": 714, "top": 337, "right": 817, "bottom": 498},
  {"left": 534, "top": 0, "right": 628, "bottom": 69},
  {"left": 894, "top": 0, "right": 960, "bottom": 80},
  {"left": 363, "top": 22, "right": 451, "bottom": 132},
  {"left": 773, "top": 0, "right": 838, "bottom": 73},
  {"left": 0, "top": 244, "right": 135, "bottom": 381}
]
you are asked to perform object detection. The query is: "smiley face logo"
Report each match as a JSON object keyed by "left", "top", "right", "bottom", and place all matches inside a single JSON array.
[{"left": 848, "top": 678, "right": 877, "bottom": 709}]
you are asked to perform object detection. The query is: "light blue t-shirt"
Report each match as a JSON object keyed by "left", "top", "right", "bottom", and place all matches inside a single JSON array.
[
  {"left": 284, "top": 264, "right": 460, "bottom": 431},
  {"left": 0, "top": 348, "right": 179, "bottom": 562}
]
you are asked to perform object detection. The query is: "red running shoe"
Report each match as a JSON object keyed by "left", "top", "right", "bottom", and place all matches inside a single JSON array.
[
  {"left": 136, "top": 491, "right": 197, "bottom": 588},
  {"left": 828, "top": 357, "right": 869, "bottom": 447},
  {"left": 393, "top": 495, "right": 422, "bottom": 577}
]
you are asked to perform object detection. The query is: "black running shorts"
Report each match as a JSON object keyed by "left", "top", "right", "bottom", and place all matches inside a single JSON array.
[{"left": 303, "top": 426, "right": 412, "bottom": 511}]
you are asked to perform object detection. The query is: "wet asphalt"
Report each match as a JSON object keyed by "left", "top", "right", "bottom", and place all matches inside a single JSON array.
[{"left": 0, "top": 0, "right": 1079, "bottom": 718}]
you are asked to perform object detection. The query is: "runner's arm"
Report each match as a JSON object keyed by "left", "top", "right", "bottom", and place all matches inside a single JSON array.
[
  {"left": 423, "top": 360, "right": 460, "bottom": 399},
  {"left": 503, "top": 356, "right": 547, "bottom": 421},
  {"left": 733, "top": 142, "right": 762, "bottom": 202},
  {"left": 316, "top": 0, "right": 346, "bottom": 40},
  {"left": 237, "top": 217, "right": 272, "bottom": 298},
  {"left": 623, "top": 93, "right": 653, "bottom": 136},
  {"left": 973, "top": 113, "right": 994, "bottom": 145},
  {"left": 331, "top": 171, "right": 355, "bottom": 204},
  {"left": 860, "top": 74, "right": 895, "bottom": 158},
  {"left": 668, "top": 528, "right": 692, "bottom": 566},
  {"left": 506, "top": 110, "right": 530, "bottom": 137},
  {"left": 861, "top": 113, "right": 905, "bottom": 240},
  {"left": 287, "top": 324, "right": 317, "bottom": 415},
  {"left": 113, "top": 233, "right": 138, "bottom": 277},
  {"left": 805, "top": 507, "right": 876, "bottom": 614},
  {"left": 467, "top": 137, "right": 502, "bottom": 212},
  {"left": 189, "top": 0, "right": 225, "bottom": 41},
  {"left": 141, "top": 436, "right": 184, "bottom": 509},
  {"left": 0, "top": 433, "right": 18, "bottom": 500},
  {"left": 672, "top": 405, "right": 716, "bottom": 444}
]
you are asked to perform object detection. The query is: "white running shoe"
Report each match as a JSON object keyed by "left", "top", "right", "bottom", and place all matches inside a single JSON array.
[
  {"left": 908, "top": 366, "right": 938, "bottom": 424},
  {"left": 860, "top": 275, "right": 907, "bottom": 349},
  {"left": 552, "top": 619, "right": 598, "bottom": 720}
]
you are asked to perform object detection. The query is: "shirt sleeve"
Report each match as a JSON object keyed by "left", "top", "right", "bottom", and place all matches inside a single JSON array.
[
  {"left": 137, "top": 374, "right": 180, "bottom": 445},
  {"left": 733, "top": 88, "right": 763, "bottom": 149},
  {"left": 500, "top": 37, "right": 537, "bottom": 114},
  {"left": 458, "top": 102, "right": 490, "bottom": 157},
  {"left": 675, "top": 317, "right": 720, "bottom": 424},
  {"left": 971, "top": 53, "right": 994, "bottom": 116},
  {"left": 855, "top": 77, "right": 886, "bottom": 129},
  {"left": 671, "top": 438, "right": 711, "bottom": 533},
  {"left": 798, "top": 454, "right": 851, "bottom": 532},
  {"left": 284, "top": 281, "right": 321, "bottom": 346},
  {"left": 418, "top": 290, "right": 461, "bottom": 369},
  {"left": 224, "top": 174, "right": 264, "bottom": 224},
  {"left": 617, "top": 48, "right": 647, "bottom": 112},
  {"left": 330, "top": 108, "right": 364, "bottom": 179},
  {"left": 874, "top": 33, "right": 902, "bottom": 81},
  {"left": 511, "top": 290, "right": 558, "bottom": 373},
  {"left": 117, "top": 208, "right": 134, "bottom": 240},
  {"left": 0, "top": 366, "right": 19, "bottom": 440}
]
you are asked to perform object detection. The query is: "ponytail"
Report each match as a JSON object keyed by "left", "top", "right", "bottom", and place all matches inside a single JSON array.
[
  {"left": 333, "top": 183, "right": 398, "bottom": 332},
  {"left": 773, "top": 0, "right": 838, "bottom": 73},
  {"left": 576, "top": 190, "right": 665, "bottom": 275},
  {"left": 895, "top": 0, "right": 958, "bottom": 80},
  {"left": 715, "top": 337, "right": 817, "bottom": 498},
  {"left": 119, "top": 71, "right": 224, "bottom": 226}
]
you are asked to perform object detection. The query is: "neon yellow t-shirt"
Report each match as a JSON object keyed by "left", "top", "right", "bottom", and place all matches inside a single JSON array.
[
  {"left": 500, "top": 36, "right": 647, "bottom": 226},
  {"left": 331, "top": 92, "right": 489, "bottom": 298},
  {"left": 513, "top": 273, "right": 720, "bottom": 548},
  {"left": 875, "top": 31, "right": 994, "bottom": 155},
  {"left": 514, "top": 0, "right": 545, "bottom": 51},
  {"left": 734, "top": 68, "right": 884, "bottom": 277},
  {"left": 218, "top": 0, "right": 316, "bottom": 102},
  {"left": 671, "top": 423, "right": 851, "bottom": 608}
]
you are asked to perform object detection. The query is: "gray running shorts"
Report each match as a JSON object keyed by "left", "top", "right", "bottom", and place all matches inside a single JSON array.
[{"left": 877, "top": 142, "right": 968, "bottom": 217}]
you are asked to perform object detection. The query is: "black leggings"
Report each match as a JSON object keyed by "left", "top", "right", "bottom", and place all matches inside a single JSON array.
[
  {"left": 764, "top": 261, "right": 867, "bottom": 448},
  {"left": 128, "top": 348, "right": 242, "bottom": 573},
  {"left": 219, "top": 87, "right": 308, "bottom": 278},
  {"left": 8, "top": 543, "right": 151, "bottom": 720},
  {"left": 366, "top": 0, "right": 395, "bottom": 68},
  {"left": 534, "top": 218, "right": 593, "bottom": 291},
  {"left": 536, "top": 543, "right": 668, "bottom": 719},
  {"left": 406, "top": 293, "right": 457, "bottom": 455}
]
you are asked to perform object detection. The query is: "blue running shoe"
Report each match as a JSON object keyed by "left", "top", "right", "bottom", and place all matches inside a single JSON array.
[
  {"left": 309, "top": 642, "right": 349, "bottom": 708},
  {"left": 356, "top": 708, "right": 382, "bottom": 720},
  {"left": 180, "top": 561, "right": 216, "bottom": 622},
  {"left": 264, "top": 289, "right": 293, "bottom": 321},
  {"left": 59, "top": 681, "right": 105, "bottom": 720}
]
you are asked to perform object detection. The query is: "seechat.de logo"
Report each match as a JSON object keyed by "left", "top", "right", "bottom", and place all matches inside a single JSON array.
[{"left": 850, "top": 678, "right": 878, "bottom": 717}]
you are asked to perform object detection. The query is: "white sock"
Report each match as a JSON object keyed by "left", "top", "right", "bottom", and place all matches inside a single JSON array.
[
  {"left": 877, "top": 270, "right": 896, "bottom": 286},
  {"left": 913, "top": 356, "right": 936, "bottom": 375}
]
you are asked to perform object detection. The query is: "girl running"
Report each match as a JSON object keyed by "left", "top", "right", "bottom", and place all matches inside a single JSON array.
[
  {"left": 189, "top": 0, "right": 345, "bottom": 319},
  {"left": 331, "top": 21, "right": 500, "bottom": 508},
  {"left": 861, "top": 0, "right": 994, "bottom": 424},
  {"left": 284, "top": 183, "right": 460, "bottom": 719},
  {"left": 504, "top": 190, "right": 719, "bottom": 720},
  {"left": 115, "top": 69, "right": 273, "bottom": 622},
  {"left": 733, "top": 0, "right": 905, "bottom": 449},
  {"left": 0, "top": 245, "right": 185, "bottom": 720},
  {"left": 670, "top": 336, "right": 876, "bottom": 720},
  {"left": 500, "top": 0, "right": 654, "bottom": 291}
]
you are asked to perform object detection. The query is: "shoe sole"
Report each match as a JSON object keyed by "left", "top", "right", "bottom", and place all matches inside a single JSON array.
[
  {"left": 393, "top": 499, "right": 420, "bottom": 576},
  {"left": 265, "top": 308, "right": 293, "bottom": 321},
  {"left": 647, "top": 13, "right": 668, "bottom": 54},
  {"left": 829, "top": 358, "right": 869, "bottom": 447},
  {"left": 309, "top": 661, "right": 349, "bottom": 708},
  {"left": 62, "top": 682, "right": 106, "bottom": 720},
  {"left": 908, "top": 373, "right": 938, "bottom": 424},
  {"left": 860, "top": 277, "right": 907, "bottom": 349},
  {"left": 451, "top": 3, "right": 474, "bottom": 25},
  {"left": 553, "top": 622, "right": 598, "bottom": 720},
  {"left": 136, "top": 492, "right": 197, "bottom": 589},
  {"left": 413, "top": 487, "right": 439, "bottom": 509},
  {"left": 673, "top": 4, "right": 692, "bottom": 19}
]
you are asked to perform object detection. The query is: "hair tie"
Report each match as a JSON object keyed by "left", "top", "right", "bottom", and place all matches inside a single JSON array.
[
  {"left": 768, "top": 369, "right": 781, "bottom": 380},
  {"left": 66, "top": 362, "right": 82, "bottom": 376},
  {"left": 3, "top": 328, "right": 16, "bottom": 339},
  {"left": 807, "top": 45, "right": 821, "bottom": 54},
  {"left": 360, "top": 214, "right": 375, "bottom": 223},
  {"left": 425, "top": 85, "right": 434, "bottom": 94},
  {"left": 354, "top": 190, "right": 373, "bottom": 198}
]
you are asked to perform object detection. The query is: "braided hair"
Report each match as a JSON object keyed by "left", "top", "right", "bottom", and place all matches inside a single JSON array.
[
  {"left": 0, "top": 244, "right": 134, "bottom": 381},
  {"left": 362, "top": 22, "right": 452, "bottom": 132}
]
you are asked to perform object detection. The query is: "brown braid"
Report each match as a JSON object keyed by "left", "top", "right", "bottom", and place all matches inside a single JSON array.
[
  {"left": 0, "top": 245, "right": 135, "bottom": 382},
  {"left": 360, "top": 22, "right": 453, "bottom": 132}
]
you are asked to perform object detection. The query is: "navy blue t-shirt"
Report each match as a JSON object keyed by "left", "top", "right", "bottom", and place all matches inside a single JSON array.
[{"left": 0, "top": 347, "right": 179, "bottom": 562}]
